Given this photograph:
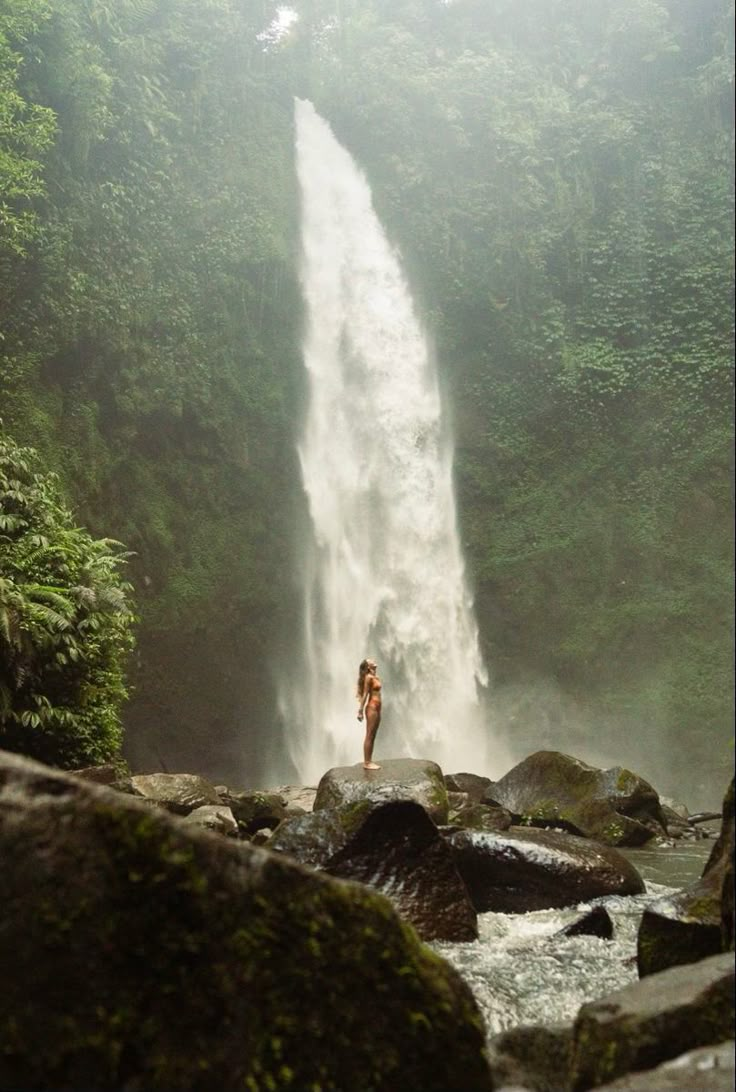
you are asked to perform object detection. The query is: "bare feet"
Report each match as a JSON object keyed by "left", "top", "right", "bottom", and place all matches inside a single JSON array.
[{"left": 363, "top": 762, "right": 381, "bottom": 770}]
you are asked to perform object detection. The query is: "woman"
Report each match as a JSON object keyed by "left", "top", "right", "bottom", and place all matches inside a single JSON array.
[{"left": 356, "top": 658, "right": 382, "bottom": 770}]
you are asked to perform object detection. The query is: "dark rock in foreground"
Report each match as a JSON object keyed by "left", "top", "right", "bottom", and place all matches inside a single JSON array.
[
  {"left": 0, "top": 751, "right": 492, "bottom": 1092},
  {"left": 445, "top": 826, "right": 644, "bottom": 912},
  {"left": 569, "top": 951, "right": 735, "bottom": 1090},
  {"left": 325, "top": 800, "right": 478, "bottom": 942},
  {"left": 490, "top": 751, "right": 665, "bottom": 846},
  {"left": 314, "top": 757, "right": 449, "bottom": 823}
]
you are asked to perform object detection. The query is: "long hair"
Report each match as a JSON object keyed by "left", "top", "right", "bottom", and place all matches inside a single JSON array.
[{"left": 356, "top": 659, "right": 371, "bottom": 699}]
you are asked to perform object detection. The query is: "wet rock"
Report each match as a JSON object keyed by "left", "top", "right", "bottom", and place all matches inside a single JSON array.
[
  {"left": 268, "top": 783, "right": 318, "bottom": 814},
  {"left": 314, "top": 757, "right": 449, "bottom": 824},
  {"left": 325, "top": 800, "right": 478, "bottom": 942},
  {"left": 128, "top": 772, "right": 221, "bottom": 814},
  {"left": 445, "top": 826, "right": 644, "bottom": 913},
  {"left": 636, "top": 879, "right": 723, "bottom": 976},
  {"left": 218, "top": 789, "right": 287, "bottom": 834},
  {"left": 489, "top": 751, "right": 665, "bottom": 847},
  {"left": 0, "top": 751, "right": 492, "bottom": 1092},
  {"left": 445, "top": 772, "right": 494, "bottom": 801},
  {"left": 183, "top": 804, "right": 239, "bottom": 837},
  {"left": 637, "top": 777, "right": 734, "bottom": 975},
  {"left": 268, "top": 801, "right": 375, "bottom": 868},
  {"left": 449, "top": 802, "right": 513, "bottom": 833},
  {"left": 593, "top": 1040, "right": 734, "bottom": 1090},
  {"left": 569, "top": 951, "right": 735, "bottom": 1091},
  {"left": 487, "top": 1023, "right": 573, "bottom": 1092},
  {"left": 558, "top": 905, "right": 614, "bottom": 940}
]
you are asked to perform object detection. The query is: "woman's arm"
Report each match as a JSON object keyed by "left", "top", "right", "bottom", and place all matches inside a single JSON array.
[{"left": 357, "top": 676, "right": 372, "bottom": 720}]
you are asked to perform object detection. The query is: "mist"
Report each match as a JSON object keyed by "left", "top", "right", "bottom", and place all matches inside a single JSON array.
[{"left": 0, "top": 0, "right": 731, "bottom": 808}]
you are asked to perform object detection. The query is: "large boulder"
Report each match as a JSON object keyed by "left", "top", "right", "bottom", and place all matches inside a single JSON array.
[
  {"left": 0, "top": 751, "right": 492, "bottom": 1092},
  {"left": 637, "top": 777, "right": 734, "bottom": 976},
  {"left": 128, "top": 771, "right": 221, "bottom": 813},
  {"left": 325, "top": 801, "right": 478, "bottom": 942},
  {"left": 314, "top": 757, "right": 449, "bottom": 823},
  {"left": 270, "top": 800, "right": 478, "bottom": 942},
  {"left": 593, "top": 1041, "right": 734, "bottom": 1090},
  {"left": 569, "top": 951, "right": 735, "bottom": 1091},
  {"left": 445, "top": 826, "right": 645, "bottom": 913},
  {"left": 490, "top": 752, "right": 665, "bottom": 846}
]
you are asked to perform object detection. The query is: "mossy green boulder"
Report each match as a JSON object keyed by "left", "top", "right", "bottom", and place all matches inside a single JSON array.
[
  {"left": 314, "top": 757, "right": 450, "bottom": 823},
  {"left": 490, "top": 751, "right": 665, "bottom": 846},
  {"left": 0, "top": 751, "right": 491, "bottom": 1092},
  {"left": 637, "top": 777, "right": 734, "bottom": 976},
  {"left": 569, "top": 951, "right": 735, "bottom": 1091}
]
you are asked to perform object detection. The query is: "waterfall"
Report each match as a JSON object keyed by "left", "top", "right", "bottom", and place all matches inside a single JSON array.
[{"left": 286, "top": 98, "right": 490, "bottom": 784}]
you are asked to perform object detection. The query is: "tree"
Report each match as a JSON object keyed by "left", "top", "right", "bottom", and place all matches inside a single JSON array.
[{"left": 0, "top": 429, "right": 135, "bottom": 767}]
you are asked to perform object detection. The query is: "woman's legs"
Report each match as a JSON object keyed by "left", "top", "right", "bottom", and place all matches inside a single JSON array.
[{"left": 363, "top": 704, "right": 381, "bottom": 769}]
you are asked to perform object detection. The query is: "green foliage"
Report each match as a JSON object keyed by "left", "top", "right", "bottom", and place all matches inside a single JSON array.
[
  {"left": 0, "top": 430, "right": 135, "bottom": 767},
  {"left": 289, "top": 0, "right": 734, "bottom": 795},
  {"left": 0, "top": 0, "right": 732, "bottom": 793},
  {"left": 0, "top": 0, "right": 56, "bottom": 255}
]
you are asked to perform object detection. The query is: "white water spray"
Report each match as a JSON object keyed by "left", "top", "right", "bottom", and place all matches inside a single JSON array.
[{"left": 286, "top": 99, "right": 490, "bottom": 783}]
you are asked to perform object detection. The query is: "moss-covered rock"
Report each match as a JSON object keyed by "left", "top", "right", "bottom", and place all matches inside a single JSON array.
[
  {"left": 0, "top": 751, "right": 492, "bottom": 1092},
  {"left": 490, "top": 752, "right": 665, "bottom": 846},
  {"left": 637, "top": 777, "right": 735, "bottom": 975},
  {"left": 636, "top": 880, "right": 723, "bottom": 977},
  {"left": 448, "top": 802, "right": 513, "bottom": 833},
  {"left": 314, "top": 758, "right": 450, "bottom": 823},
  {"left": 569, "top": 951, "right": 735, "bottom": 1091}
]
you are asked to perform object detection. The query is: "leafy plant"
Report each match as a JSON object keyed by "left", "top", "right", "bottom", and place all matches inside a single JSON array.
[{"left": 0, "top": 430, "right": 135, "bottom": 766}]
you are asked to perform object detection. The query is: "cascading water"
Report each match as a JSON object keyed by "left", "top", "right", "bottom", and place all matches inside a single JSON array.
[{"left": 285, "top": 99, "right": 493, "bottom": 784}]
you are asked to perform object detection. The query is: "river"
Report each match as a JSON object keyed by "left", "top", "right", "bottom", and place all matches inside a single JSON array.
[{"left": 431, "top": 838, "right": 714, "bottom": 1040}]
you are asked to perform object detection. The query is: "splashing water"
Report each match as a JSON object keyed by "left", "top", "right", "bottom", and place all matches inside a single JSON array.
[{"left": 286, "top": 99, "right": 491, "bottom": 784}]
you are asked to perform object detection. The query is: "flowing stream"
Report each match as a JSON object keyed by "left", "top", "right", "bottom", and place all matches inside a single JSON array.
[
  {"left": 288, "top": 99, "right": 490, "bottom": 784},
  {"left": 432, "top": 839, "right": 713, "bottom": 1042}
]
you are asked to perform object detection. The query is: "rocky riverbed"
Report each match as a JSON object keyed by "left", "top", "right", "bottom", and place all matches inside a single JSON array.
[{"left": 1, "top": 747, "right": 733, "bottom": 1090}]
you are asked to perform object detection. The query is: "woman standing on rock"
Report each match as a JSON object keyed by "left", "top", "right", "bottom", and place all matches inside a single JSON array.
[{"left": 357, "top": 659, "right": 382, "bottom": 770}]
